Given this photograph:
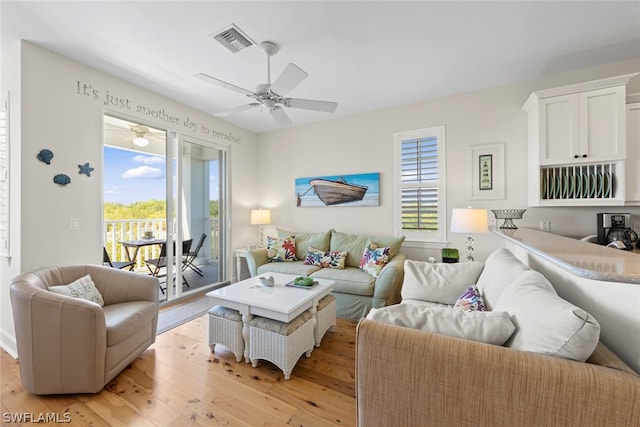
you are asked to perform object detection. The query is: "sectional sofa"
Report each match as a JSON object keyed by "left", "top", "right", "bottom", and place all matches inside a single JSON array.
[
  {"left": 244, "top": 229, "right": 406, "bottom": 321},
  {"left": 356, "top": 248, "right": 640, "bottom": 426}
]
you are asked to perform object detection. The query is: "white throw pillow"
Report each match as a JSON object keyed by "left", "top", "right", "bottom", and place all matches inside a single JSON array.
[
  {"left": 402, "top": 259, "right": 484, "bottom": 305},
  {"left": 475, "top": 248, "right": 530, "bottom": 309},
  {"left": 49, "top": 274, "right": 104, "bottom": 306},
  {"left": 366, "top": 303, "right": 515, "bottom": 346},
  {"left": 492, "top": 270, "right": 600, "bottom": 361}
]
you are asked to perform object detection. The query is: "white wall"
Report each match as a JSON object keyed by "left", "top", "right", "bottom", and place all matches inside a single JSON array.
[
  {"left": 0, "top": 42, "right": 258, "bottom": 356},
  {"left": 257, "top": 58, "right": 640, "bottom": 263}
]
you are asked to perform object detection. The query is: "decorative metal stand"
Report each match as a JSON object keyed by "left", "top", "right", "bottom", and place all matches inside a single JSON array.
[{"left": 491, "top": 209, "right": 527, "bottom": 229}]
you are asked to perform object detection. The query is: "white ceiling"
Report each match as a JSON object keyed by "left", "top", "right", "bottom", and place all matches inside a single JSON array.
[{"left": 3, "top": 1, "right": 640, "bottom": 133}]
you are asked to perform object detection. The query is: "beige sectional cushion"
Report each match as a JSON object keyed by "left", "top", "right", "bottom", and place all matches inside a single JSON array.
[
  {"left": 402, "top": 260, "right": 484, "bottom": 305},
  {"left": 366, "top": 303, "right": 515, "bottom": 345},
  {"left": 330, "top": 231, "right": 404, "bottom": 268},
  {"left": 492, "top": 270, "right": 600, "bottom": 361},
  {"left": 277, "top": 228, "right": 332, "bottom": 261},
  {"left": 103, "top": 301, "right": 158, "bottom": 346},
  {"left": 476, "top": 248, "right": 530, "bottom": 309},
  {"left": 48, "top": 274, "right": 105, "bottom": 306}
]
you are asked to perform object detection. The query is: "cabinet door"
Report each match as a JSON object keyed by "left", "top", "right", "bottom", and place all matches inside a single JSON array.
[
  {"left": 627, "top": 102, "right": 640, "bottom": 202},
  {"left": 539, "top": 94, "right": 579, "bottom": 165},
  {"left": 579, "top": 86, "right": 626, "bottom": 162}
]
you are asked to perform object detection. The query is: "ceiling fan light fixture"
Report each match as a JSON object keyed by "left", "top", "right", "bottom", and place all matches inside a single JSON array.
[{"left": 132, "top": 136, "right": 149, "bottom": 147}]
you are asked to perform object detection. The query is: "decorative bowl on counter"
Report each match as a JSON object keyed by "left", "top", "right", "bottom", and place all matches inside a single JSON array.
[{"left": 491, "top": 209, "right": 526, "bottom": 229}]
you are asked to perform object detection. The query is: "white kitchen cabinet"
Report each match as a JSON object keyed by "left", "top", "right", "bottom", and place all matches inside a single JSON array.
[
  {"left": 626, "top": 101, "right": 640, "bottom": 203},
  {"left": 523, "top": 73, "right": 638, "bottom": 207},
  {"left": 537, "top": 86, "right": 626, "bottom": 165}
]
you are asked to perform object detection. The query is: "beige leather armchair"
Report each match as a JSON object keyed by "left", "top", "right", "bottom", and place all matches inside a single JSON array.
[{"left": 10, "top": 265, "right": 159, "bottom": 394}]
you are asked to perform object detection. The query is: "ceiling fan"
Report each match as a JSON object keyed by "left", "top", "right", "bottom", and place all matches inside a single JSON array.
[
  {"left": 195, "top": 41, "right": 338, "bottom": 127},
  {"left": 105, "top": 120, "right": 165, "bottom": 148},
  {"left": 123, "top": 124, "right": 167, "bottom": 147}
]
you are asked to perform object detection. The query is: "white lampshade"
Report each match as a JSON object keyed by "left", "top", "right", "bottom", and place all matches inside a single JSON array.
[
  {"left": 250, "top": 209, "right": 271, "bottom": 225},
  {"left": 450, "top": 208, "right": 488, "bottom": 234}
]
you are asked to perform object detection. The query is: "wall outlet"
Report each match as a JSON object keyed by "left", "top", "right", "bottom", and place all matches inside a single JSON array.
[{"left": 540, "top": 221, "right": 550, "bottom": 232}]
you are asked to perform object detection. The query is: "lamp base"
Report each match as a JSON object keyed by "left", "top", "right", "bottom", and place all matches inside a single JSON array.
[{"left": 465, "top": 234, "right": 475, "bottom": 262}]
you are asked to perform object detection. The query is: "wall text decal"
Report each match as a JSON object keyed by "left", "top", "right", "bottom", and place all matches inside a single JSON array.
[{"left": 75, "top": 80, "right": 242, "bottom": 144}]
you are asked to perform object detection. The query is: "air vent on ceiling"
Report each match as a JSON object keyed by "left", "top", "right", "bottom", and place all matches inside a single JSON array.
[{"left": 211, "top": 24, "right": 255, "bottom": 54}]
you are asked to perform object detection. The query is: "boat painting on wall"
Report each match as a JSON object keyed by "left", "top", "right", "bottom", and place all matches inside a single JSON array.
[{"left": 296, "top": 172, "right": 380, "bottom": 207}]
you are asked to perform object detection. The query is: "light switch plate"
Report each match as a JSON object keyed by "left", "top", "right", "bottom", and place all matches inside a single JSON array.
[{"left": 69, "top": 217, "right": 80, "bottom": 230}]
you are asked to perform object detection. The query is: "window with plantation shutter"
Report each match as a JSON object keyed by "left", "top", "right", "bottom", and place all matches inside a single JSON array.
[{"left": 394, "top": 126, "right": 446, "bottom": 243}]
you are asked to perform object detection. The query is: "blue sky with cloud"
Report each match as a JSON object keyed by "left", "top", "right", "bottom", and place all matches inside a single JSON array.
[
  {"left": 104, "top": 146, "right": 220, "bottom": 204},
  {"left": 104, "top": 147, "right": 166, "bottom": 204}
]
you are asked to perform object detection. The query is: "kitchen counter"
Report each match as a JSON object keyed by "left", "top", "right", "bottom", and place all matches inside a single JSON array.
[{"left": 492, "top": 227, "right": 640, "bottom": 285}]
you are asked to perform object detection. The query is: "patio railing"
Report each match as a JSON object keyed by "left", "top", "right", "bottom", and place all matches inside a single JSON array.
[{"left": 104, "top": 217, "right": 220, "bottom": 270}]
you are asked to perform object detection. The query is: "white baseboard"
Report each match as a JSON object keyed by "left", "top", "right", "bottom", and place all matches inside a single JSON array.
[{"left": 0, "top": 328, "right": 17, "bottom": 359}]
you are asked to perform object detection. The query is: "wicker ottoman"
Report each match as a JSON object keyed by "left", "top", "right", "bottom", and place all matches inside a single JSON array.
[
  {"left": 208, "top": 305, "right": 244, "bottom": 362},
  {"left": 315, "top": 294, "right": 336, "bottom": 347},
  {"left": 249, "top": 309, "right": 315, "bottom": 380}
]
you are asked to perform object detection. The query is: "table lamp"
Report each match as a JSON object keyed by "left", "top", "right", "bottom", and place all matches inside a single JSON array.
[
  {"left": 250, "top": 208, "right": 271, "bottom": 247},
  {"left": 450, "top": 207, "right": 488, "bottom": 262}
]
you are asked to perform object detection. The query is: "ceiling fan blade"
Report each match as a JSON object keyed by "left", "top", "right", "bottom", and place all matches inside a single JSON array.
[
  {"left": 270, "top": 63, "right": 308, "bottom": 95},
  {"left": 214, "top": 103, "right": 260, "bottom": 117},
  {"left": 194, "top": 73, "right": 255, "bottom": 97},
  {"left": 284, "top": 98, "right": 338, "bottom": 113},
  {"left": 270, "top": 106, "right": 293, "bottom": 127}
]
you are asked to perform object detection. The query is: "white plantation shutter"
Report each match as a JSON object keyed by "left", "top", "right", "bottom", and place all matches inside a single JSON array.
[{"left": 394, "top": 127, "right": 446, "bottom": 243}]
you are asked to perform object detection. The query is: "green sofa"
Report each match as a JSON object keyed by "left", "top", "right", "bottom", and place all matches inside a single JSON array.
[{"left": 244, "top": 229, "right": 406, "bottom": 321}]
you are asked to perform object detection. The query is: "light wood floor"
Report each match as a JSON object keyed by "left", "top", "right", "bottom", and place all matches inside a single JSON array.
[{"left": 1, "top": 315, "right": 358, "bottom": 426}]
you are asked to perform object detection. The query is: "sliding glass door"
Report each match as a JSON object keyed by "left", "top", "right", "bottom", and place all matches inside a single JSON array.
[{"left": 103, "top": 114, "right": 228, "bottom": 303}]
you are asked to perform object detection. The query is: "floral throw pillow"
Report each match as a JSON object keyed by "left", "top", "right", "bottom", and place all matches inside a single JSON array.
[
  {"left": 359, "top": 241, "right": 390, "bottom": 278},
  {"left": 453, "top": 284, "right": 486, "bottom": 312},
  {"left": 267, "top": 236, "right": 296, "bottom": 262},
  {"left": 304, "top": 247, "right": 348, "bottom": 269}
]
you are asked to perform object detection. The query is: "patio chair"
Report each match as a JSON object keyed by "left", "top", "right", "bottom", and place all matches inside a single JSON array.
[
  {"left": 102, "top": 247, "right": 135, "bottom": 271},
  {"left": 184, "top": 233, "right": 207, "bottom": 276},
  {"left": 145, "top": 239, "right": 193, "bottom": 294}
]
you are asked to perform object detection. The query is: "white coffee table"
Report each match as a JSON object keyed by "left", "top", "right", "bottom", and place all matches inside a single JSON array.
[{"left": 206, "top": 273, "right": 335, "bottom": 363}]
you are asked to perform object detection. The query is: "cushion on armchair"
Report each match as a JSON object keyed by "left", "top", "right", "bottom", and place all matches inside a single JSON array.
[{"left": 48, "top": 274, "right": 105, "bottom": 306}]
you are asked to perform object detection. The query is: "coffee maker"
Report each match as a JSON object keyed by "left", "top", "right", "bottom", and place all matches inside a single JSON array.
[{"left": 597, "top": 213, "right": 639, "bottom": 250}]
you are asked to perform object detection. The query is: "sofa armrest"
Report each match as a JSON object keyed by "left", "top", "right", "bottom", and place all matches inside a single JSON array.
[
  {"left": 373, "top": 253, "right": 406, "bottom": 305},
  {"left": 356, "top": 319, "right": 640, "bottom": 427},
  {"left": 9, "top": 282, "right": 108, "bottom": 394},
  {"left": 245, "top": 248, "right": 268, "bottom": 277}
]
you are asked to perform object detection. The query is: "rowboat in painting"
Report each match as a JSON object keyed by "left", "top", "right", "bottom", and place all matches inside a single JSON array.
[{"left": 309, "top": 177, "right": 368, "bottom": 205}]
